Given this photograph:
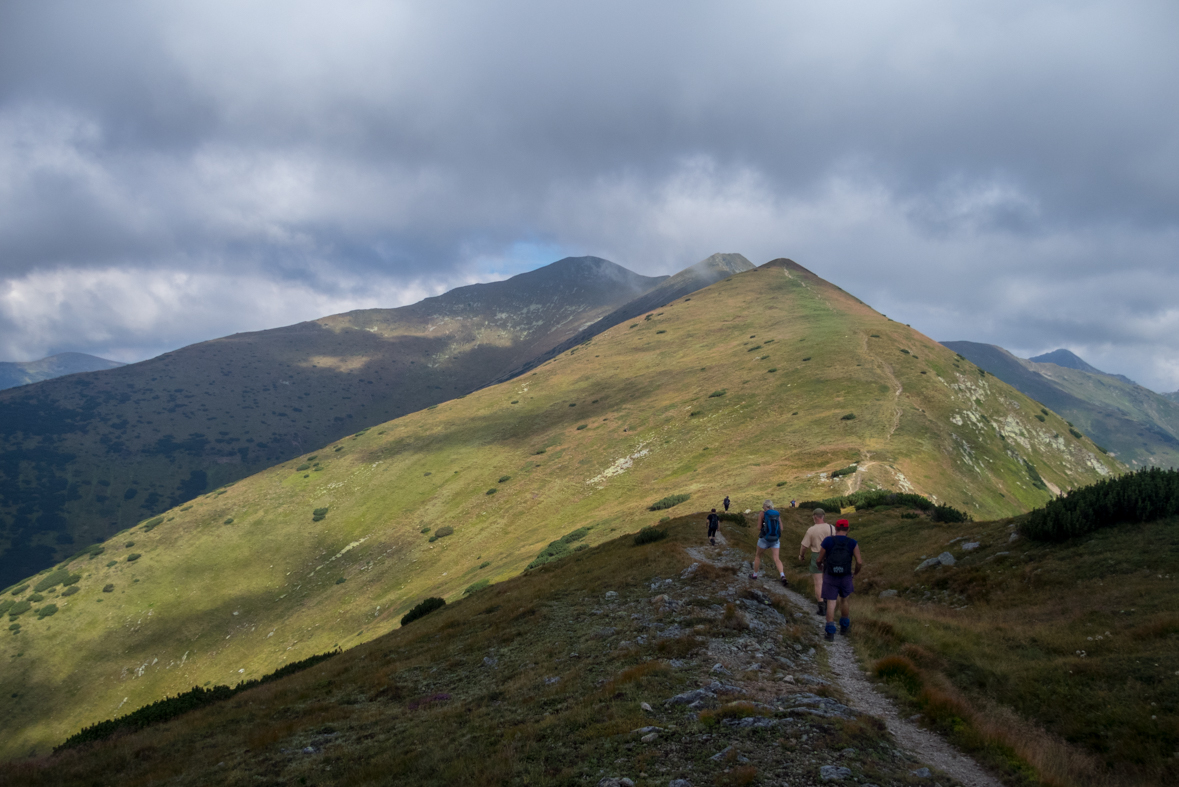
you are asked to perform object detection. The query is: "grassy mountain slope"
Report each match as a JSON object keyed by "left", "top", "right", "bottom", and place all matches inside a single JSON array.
[
  {"left": 0, "top": 259, "right": 1121, "bottom": 759},
  {"left": 2, "top": 516, "right": 941, "bottom": 787},
  {"left": 847, "top": 507, "right": 1179, "bottom": 785},
  {"left": 943, "top": 341, "right": 1179, "bottom": 469},
  {"left": 0, "top": 353, "right": 125, "bottom": 391},
  {"left": 0, "top": 257, "right": 665, "bottom": 586}
]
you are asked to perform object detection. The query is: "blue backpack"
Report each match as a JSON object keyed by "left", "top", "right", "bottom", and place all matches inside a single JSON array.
[{"left": 761, "top": 509, "right": 781, "bottom": 541}]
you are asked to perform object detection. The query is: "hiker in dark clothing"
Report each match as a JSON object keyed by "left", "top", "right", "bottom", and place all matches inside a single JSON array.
[
  {"left": 815, "top": 519, "right": 864, "bottom": 641},
  {"left": 723, "top": 496, "right": 730, "bottom": 512},
  {"left": 707, "top": 509, "right": 720, "bottom": 545}
]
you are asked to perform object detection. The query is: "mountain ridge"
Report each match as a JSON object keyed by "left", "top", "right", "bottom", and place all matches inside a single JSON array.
[
  {"left": 0, "top": 258, "right": 1120, "bottom": 758},
  {"left": 0, "top": 353, "right": 125, "bottom": 391}
]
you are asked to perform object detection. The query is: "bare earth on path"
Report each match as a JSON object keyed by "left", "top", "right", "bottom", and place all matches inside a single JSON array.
[{"left": 690, "top": 532, "right": 1004, "bottom": 787}]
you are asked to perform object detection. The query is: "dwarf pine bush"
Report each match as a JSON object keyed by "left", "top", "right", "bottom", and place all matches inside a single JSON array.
[
  {"left": 634, "top": 527, "right": 668, "bottom": 545},
  {"left": 401, "top": 597, "right": 446, "bottom": 626},
  {"left": 649, "top": 493, "right": 690, "bottom": 511},
  {"left": 1024, "top": 467, "right": 1179, "bottom": 542},
  {"left": 831, "top": 465, "right": 857, "bottom": 478}
]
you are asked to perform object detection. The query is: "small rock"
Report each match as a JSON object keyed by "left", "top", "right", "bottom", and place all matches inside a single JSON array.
[
  {"left": 666, "top": 688, "right": 716, "bottom": 706},
  {"left": 710, "top": 663, "right": 729, "bottom": 674},
  {"left": 908, "top": 714, "right": 922, "bottom": 722},
  {"left": 594, "top": 627, "right": 617, "bottom": 638},
  {"left": 1009, "top": 532, "right": 1020, "bottom": 543},
  {"left": 680, "top": 563, "right": 700, "bottom": 579},
  {"left": 651, "top": 594, "right": 667, "bottom": 605},
  {"left": 937, "top": 551, "right": 956, "bottom": 566},
  {"left": 961, "top": 541, "right": 980, "bottom": 551},
  {"left": 782, "top": 674, "right": 795, "bottom": 683},
  {"left": 641, "top": 732, "right": 658, "bottom": 743},
  {"left": 668, "top": 659, "right": 686, "bottom": 668},
  {"left": 709, "top": 744, "right": 736, "bottom": 761},
  {"left": 640, "top": 702, "right": 653, "bottom": 712},
  {"left": 747, "top": 662, "right": 761, "bottom": 671},
  {"left": 911, "top": 767, "right": 932, "bottom": 778},
  {"left": 840, "top": 747, "right": 857, "bottom": 756},
  {"left": 482, "top": 656, "right": 498, "bottom": 668},
  {"left": 878, "top": 589, "right": 898, "bottom": 599},
  {"left": 544, "top": 676, "right": 561, "bottom": 685},
  {"left": 820, "top": 765, "right": 853, "bottom": 781},
  {"left": 604, "top": 591, "right": 619, "bottom": 599},
  {"left": 302, "top": 746, "right": 317, "bottom": 754}
]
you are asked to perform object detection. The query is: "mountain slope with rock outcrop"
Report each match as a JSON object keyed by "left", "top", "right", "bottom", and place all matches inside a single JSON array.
[{"left": 0, "top": 257, "right": 1120, "bottom": 760}]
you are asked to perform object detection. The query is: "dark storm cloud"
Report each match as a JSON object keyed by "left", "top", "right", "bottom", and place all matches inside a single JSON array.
[{"left": 1, "top": 1, "right": 1177, "bottom": 389}]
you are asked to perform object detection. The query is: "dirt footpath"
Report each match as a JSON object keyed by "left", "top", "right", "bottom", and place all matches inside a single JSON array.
[{"left": 688, "top": 534, "right": 1003, "bottom": 787}]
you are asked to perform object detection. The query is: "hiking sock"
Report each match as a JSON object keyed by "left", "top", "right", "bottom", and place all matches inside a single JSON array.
[
  {"left": 839, "top": 617, "right": 850, "bottom": 634},
  {"left": 824, "top": 622, "right": 837, "bottom": 641}
]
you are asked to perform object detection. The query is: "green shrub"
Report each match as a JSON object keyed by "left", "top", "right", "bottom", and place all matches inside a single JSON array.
[
  {"left": 313, "top": 507, "right": 329, "bottom": 522},
  {"left": 37, "top": 604, "right": 58, "bottom": 619},
  {"left": 29, "top": 593, "right": 44, "bottom": 602},
  {"left": 1069, "top": 428, "right": 1083, "bottom": 440},
  {"left": 800, "top": 489, "right": 938, "bottom": 513},
  {"left": 1034, "top": 414, "right": 1046, "bottom": 422},
  {"left": 767, "top": 368, "right": 777, "bottom": 373},
  {"left": 840, "top": 413, "right": 856, "bottom": 420},
  {"left": 102, "top": 584, "right": 114, "bottom": 593},
  {"left": 464, "top": 579, "right": 490, "bottom": 596},
  {"left": 831, "top": 465, "right": 857, "bottom": 478},
  {"left": 718, "top": 512, "right": 747, "bottom": 526},
  {"left": 127, "top": 554, "right": 141, "bottom": 562},
  {"left": 106, "top": 560, "right": 117, "bottom": 567},
  {"left": 930, "top": 504, "right": 970, "bottom": 523},
  {"left": 421, "top": 527, "right": 431, "bottom": 534},
  {"left": 746, "top": 345, "right": 762, "bottom": 352},
  {"left": 8, "top": 600, "right": 31, "bottom": 617},
  {"left": 486, "top": 488, "right": 497, "bottom": 495},
  {"left": 708, "top": 390, "right": 726, "bottom": 398},
  {"left": 434, "top": 526, "right": 454, "bottom": 539},
  {"left": 335, "top": 577, "right": 346, "bottom": 585},
  {"left": 479, "top": 561, "right": 490, "bottom": 569},
  {"left": 180, "top": 505, "right": 193, "bottom": 511},
  {"left": 9, "top": 584, "right": 28, "bottom": 596},
  {"left": 900, "top": 349, "right": 910, "bottom": 355},
  {"left": 874, "top": 655, "right": 923, "bottom": 695},
  {"left": 296, "top": 463, "right": 311, "bottom": 471},
  {"left": 34, "top": 570, "right": 74, "bottom": 593},
  {"left": 776, "top": 481, "right": 788, "bottom": 487},
  {"left": 1041, "top": 408, "right": 1049, "bottom": 416},
  {"left": 649, "top": 493, "right": 690, "bottom": 511},
  {"left": 498, "top": 475, "right": 511, "bottom": 483},
  {"left": 576, "top": 424, "right": 588, "bottom": 430},
  {"left": 535, "top": 448, "right": 546, "bottom": 455},
  {"left": 61, "top": 586, "right": 79, "bottom": 597},
  {"left": 1024, "top": 467, "right": 1179, "bottom": 542},
  {"left": 870, "top": 334, "right": 880, "bottom": 338},
  {"left": 401, "top": 597, "right": 446, "bottom": 626},
  {"left": 125, "top": 541, "right": 135, "bottom": 548},
  {"left": 802, "top": 357, "right": 811, "bottom": 362},
  {"left": 659, "top": 516, "right": 670, "bottom": 522},
  {"left": 568, "top": 402, "right": 576, "bottom": 407},
  {"left": 223, "top": 518, "right": 234, "bottom": 525},
  {"left": 0, "top": 600, "right": 11, "bottom": 615},
  {"left": 526, "top": 527, "right": 593, "bottom": 569},
  {"left": 900, "top": 512, "right": 921, "bottom": 519},
  {"left": 1023, "top": 459, "right": 1047, "bottom": 491},
  {"left": 656, "top": 330, "right": 667, "bottom": 334},
  {"left": 58, "top": 650, "right": 340, "bottom": 751},
  {"left": 634, "top": 527, "right": 668, "bottom": 545},
  {"left": 141, "top": 516, "right": 164, "bottom": 532},
  {"left": 690, "top": 411, "right": 702, "bottom": 417},
  {"left": 8, "top": 623, "right": 19, "bottom": 631}
]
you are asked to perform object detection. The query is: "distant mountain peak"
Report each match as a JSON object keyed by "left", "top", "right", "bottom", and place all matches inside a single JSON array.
[
  {"left": 0, "top": 352, "right": 125, "bottom": 391},
  {"left": 1029, "top": 349, "right": 1137, "bottom": 386},
  {"left": 689, "top": 252, "right": 755, "bottom": 276}
]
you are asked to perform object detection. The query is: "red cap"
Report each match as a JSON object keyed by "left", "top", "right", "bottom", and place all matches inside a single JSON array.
[{"left": 835, "top": 519, "right": 850, "bottom": 528}]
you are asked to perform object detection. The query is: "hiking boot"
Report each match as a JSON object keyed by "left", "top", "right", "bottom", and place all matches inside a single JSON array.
[
  {"left": 749, "top": 573, "right": 758, "bottom": 580},
  {"left": 839, "top": 617, "right": 851, "bottom": 635},
  {"left": 825, "top": 629, "right": 836, "bottom": 642},
  {"left": 816, "top": 602, "right": 825, "bottom": 616},
  {"left": 780, "top": 576, "right": 789, "bottom": 587}
]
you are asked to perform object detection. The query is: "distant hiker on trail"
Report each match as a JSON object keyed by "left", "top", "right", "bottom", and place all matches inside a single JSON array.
[
  {"left": 723, "top": 495, "right": 731, "bottom": 512},
  {"left": 800, "top": 508, "right": 836, "bottom": 616},
  {"left": 790, "top": 499, "right": 797, "bottom": 508},
  {"left": 751, "top": 499, "right": 788, "bottom": 586},
  {"left": 816, "top": 518, "right": 864, "bottom": 641},
  {"left": 707, "top": 509, "right": 720, "bottom": 545}
]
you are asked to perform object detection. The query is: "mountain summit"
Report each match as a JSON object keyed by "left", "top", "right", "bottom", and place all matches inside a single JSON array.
[
  {"left": 0, "top": 353, "right": 124, "bottom": 391},
  {"left": 1029, "top": 348, "right": 1137, "bottom": 385}
]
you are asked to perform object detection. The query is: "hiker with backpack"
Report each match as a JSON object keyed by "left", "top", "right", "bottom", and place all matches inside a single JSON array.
[
  {"left": 751, "top": 500, "right": 788, "bottom": 586},
  {"left": 707, "top": 508, "right": 720, "bottom": 545},
  {"left": 723, "top": 495, "right": 731, "bottom": 512},
  {"left": 799, "top": 507, "right": 835, "bottom": 616},
  {"left": 815, "top": 518, "right": 864, "bottom": 641}
]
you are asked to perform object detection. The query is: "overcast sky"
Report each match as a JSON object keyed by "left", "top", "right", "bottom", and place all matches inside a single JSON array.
[{"left": 2, "top": 1, "right": 1177, "bottom": 391}]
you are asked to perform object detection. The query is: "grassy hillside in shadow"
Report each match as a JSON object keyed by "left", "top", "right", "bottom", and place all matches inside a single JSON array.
[
  {"left": 0, "top": 259, "right": 1121, "bottom": 760},
  {"left": 839, "top": 506, "right": 1178, "bottom": 785},
  {"left": 0, "top": 257, "right": 665, "bottom": 585}
]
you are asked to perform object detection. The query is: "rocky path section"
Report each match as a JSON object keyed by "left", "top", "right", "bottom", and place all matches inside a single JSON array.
[{"left": 687, "top": 534, "right": 1003, "bottom": 787}]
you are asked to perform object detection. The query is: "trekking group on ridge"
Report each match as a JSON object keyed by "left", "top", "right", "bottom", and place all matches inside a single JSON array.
[{"left": 711, "top": 496, "right": 865, "bottom": 642}]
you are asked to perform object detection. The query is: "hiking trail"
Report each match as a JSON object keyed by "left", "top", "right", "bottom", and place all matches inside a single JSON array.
[{"left": 687, "top": 533, "right": 1003, "bottom": 787}]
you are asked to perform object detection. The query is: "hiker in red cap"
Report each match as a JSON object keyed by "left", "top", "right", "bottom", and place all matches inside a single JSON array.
[{"left": 815, "top": 518, "right": 864, "bottom": 641}]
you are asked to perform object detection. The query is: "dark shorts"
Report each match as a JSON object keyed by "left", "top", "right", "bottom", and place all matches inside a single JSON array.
[
  {"left": 821, "top": 574, "right": 855, "bottom": 600},
  {"left": 708, "top": 524, "right": 718, "bottom": 536}
]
